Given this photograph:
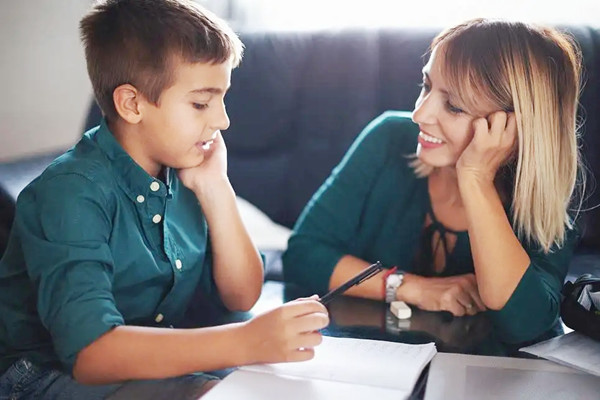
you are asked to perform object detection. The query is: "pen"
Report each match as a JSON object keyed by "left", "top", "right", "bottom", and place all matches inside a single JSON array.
[{"left": 319, "top": 261, "right": 384, "bottom": 305}]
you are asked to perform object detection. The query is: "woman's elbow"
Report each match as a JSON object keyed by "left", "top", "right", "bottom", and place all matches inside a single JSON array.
[{"left": 480, "top": 290, "right": 510, "bottom": 311}]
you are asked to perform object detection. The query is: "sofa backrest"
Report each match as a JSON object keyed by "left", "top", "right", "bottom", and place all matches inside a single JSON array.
[{"left": 84, "top": 26, "right": 600, "bottom": 249}]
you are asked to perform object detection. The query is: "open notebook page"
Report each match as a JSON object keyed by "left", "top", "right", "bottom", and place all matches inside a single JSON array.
[
  {"left": 242, "top": 336, "right": 437, "bottom": 392},
  {"left": 203, "top": 370, "right": 412, "bottom": 400}
]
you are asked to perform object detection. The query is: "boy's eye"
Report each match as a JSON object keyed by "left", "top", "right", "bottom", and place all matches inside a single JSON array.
[
  {"left": 192, "top": 103, "right": 208, "bottom": 110},
  {"left": 446, "top": 101, "right": 464, "bottom": 114}
]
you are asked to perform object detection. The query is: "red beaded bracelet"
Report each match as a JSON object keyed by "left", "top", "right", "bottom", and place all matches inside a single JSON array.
[{"left": 381, "top": 266, "right": 398, "bottom": 299}]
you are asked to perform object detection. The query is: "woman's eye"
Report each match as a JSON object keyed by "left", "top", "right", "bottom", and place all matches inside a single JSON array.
[
  {"left": 418, "top": 82, "right": 431, "bottom": 92},
  {"left": 446, "top": 102, "right": 464, "bottom": 114},
  {"left": 192, "top": 103, "right": 208, "bottom": 110}
]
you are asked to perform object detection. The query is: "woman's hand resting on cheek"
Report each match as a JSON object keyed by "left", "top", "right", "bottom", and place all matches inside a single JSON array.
[{"left": 456, "top": 111, "right": 517, "bottom": 185}]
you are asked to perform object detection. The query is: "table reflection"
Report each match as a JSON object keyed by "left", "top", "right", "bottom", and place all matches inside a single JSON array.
[{"left": 324, "top": 294, "right": 492, "bottom": 354}]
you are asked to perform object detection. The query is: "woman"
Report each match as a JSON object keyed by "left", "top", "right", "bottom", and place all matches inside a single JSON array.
[{"left": 282, "top": 19, "right": 584, "bottom": 344}]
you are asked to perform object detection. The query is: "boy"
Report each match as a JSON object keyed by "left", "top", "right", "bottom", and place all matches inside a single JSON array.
[{"left": 0, "top": 1, "right": 328, "bottom": 398}]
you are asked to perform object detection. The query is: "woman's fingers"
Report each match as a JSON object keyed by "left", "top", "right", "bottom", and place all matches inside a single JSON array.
[
  {"left": 446, "top": 298, "right": 467, "bottom": 317},
  {"left": 461, "top": 276, "right": 486, "bottom": 312},
  {"left": 503, "top": 112, "right": 518, "bottom": 150},
  {"left": 455, "top": 291, "right": 478, "bottom": 316},
  {"left": 473, "top": 117, "right": 490, "bottom": 138},
  {"left": 488, "top": 111, "right": 508, "bottom": 135}
]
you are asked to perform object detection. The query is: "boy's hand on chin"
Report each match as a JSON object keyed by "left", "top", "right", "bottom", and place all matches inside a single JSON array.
[{"left": 178, "top": 131, "right": 229, "bottom": 193}]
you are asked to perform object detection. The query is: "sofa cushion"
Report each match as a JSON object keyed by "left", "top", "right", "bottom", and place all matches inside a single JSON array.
[
  {"left": 561, "top": 26, "right": 600, "bottom": 250},
  {"left": 0, "top": 186, "right": 14, "bottom": 256}
]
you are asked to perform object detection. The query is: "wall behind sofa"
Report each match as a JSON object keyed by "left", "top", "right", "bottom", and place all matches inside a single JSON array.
[
  {"left": 0, "top": 1, "right": 232, "bottom": 163},
  {"left": 0, "top": 0, "right": 92, "bottom": 163}
]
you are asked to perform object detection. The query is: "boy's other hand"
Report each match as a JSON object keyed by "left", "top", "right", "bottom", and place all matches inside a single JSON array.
[
  {"left": 240, "top": 299, "right": 329, "bottom": 364},
  {"left": 178, "top": 131, "right": 228, "bottom": 194}
]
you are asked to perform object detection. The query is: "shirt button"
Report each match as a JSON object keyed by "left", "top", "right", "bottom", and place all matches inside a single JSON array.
[
  {"left": 155, "top": 313, "right": 164, "bottom": 323},
  {"left": 152, "top": 214, "right": 162, "bottom": 224},
  {"left": 150, "top": 181, "right": 160, "bottom": 192},
  {"left": 175, "top": 259, "right": 182, "bottom": 270},
  {"left": 136, "top": 195, "right": 145, "bottom": 203}
]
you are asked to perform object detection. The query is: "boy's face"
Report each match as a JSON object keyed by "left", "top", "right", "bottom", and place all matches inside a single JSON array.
[{"left": 138, "top": 59, "right": 232, "bottom": 172}]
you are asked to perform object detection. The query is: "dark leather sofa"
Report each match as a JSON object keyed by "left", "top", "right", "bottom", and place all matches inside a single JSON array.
[{"left": 1, "top": 26, "right": 599, "bottom": 281}]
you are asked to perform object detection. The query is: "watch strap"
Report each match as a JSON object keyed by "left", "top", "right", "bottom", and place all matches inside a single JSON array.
[
  {"left": 382, "top": 266, "right": 398, "bottom": 303},
  {"left": 385, "top": 269, "right": 405, "bottom": 303}
]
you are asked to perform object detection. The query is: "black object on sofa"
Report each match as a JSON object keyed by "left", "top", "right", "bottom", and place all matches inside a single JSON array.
[{"left": 2, "top": 26, "right": 600, "bottom": 281}]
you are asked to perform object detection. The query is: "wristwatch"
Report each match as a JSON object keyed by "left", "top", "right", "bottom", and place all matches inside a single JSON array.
[{"left": 385, "top": 271, "right": 405, "bottom": 303}]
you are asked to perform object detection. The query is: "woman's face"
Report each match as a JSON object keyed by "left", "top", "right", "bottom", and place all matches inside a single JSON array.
[{"left": 412, "top": 47, "right": 489, "bottom": 168}]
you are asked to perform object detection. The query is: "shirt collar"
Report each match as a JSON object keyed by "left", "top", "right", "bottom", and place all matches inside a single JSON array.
[{"left": 90, "top": 118, "right": 171, "bottom": 201}]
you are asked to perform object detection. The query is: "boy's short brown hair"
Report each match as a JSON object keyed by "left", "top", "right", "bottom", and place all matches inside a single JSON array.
[{"left": 80, "top": 0, "right": 243, "bottom": 121}]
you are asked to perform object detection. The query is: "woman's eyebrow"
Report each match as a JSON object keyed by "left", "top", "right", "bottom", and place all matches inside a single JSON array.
[{"left": 422, "top": 71, "right": 450, "bottom": 97}]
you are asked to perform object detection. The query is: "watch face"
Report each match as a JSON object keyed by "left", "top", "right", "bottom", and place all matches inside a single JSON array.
[{"left": 388, "top": 274, "right": 401, "bottom": 286}]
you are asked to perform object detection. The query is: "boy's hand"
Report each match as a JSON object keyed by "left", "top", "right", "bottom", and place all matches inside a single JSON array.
[
  {"left": 241, "top": 299, "right": 329, "bottom": 364},
  {"left": 178, "top": 131, "right": 228, "bottom": 194},
  {"left": 456, "top": 111, "right": 517, "bottom": 185}
]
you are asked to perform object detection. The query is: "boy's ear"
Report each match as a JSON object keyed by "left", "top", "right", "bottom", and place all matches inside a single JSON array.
[{"left": 113, "top": 84, "right": 143, "bottom": 124}]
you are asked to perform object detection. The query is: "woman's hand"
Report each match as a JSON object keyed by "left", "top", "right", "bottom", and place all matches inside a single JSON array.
[
  {"left": 398, "top": 273, "right": 486, "bottom": 317},
  {"left": 240, "top": 299, "right": 329, "bottom": 364},
  {"left": 456, "top": 111, "right": 517, "bottom": 185}
]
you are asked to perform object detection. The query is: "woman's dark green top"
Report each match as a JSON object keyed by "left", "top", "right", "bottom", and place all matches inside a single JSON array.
[{"left": 283, "top": 111, "right": 577, "bottom": 344}]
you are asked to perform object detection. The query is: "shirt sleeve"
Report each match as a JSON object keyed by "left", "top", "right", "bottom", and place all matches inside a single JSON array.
[
  {"left": 283, "top": 112, "right": 415, "bottom": 293},
  {"left": 196, "top": 235, "right": 228, "bottom": 311},
  {"left": 486, "top": 228, "right": 578, "bottom": 343},
  {"left": 16, "top": 172, "right": 124, "bottom": 372}
]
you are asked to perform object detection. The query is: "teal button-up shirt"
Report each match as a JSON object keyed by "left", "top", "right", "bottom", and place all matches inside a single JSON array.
[{"left": 0, "top": 120, "right": 219, "bottom": 374}]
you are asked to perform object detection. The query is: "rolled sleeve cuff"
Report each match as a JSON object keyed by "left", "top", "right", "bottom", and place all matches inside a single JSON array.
[{"left": 52, "top": 300, "right": 124, "bottom": 373}]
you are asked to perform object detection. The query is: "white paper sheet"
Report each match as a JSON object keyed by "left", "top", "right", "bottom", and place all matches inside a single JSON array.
[
  {"left": 520, "top": 331, "right": 600, "bottom": 376},
  {"left": 425, "top": 352, "right": 600, "bottom": 400}
]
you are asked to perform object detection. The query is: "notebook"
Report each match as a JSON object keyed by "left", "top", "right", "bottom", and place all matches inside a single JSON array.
[
  {"left": 204, "top": 336, "right": 437, "bottom": 400},
  {"left": 424, "top": 352, "right": 600, "bottom": 400}
]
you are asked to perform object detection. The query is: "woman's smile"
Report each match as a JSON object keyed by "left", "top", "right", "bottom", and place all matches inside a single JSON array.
[{"left": 418, "top": 130, "right": 445, "bottom": 149}]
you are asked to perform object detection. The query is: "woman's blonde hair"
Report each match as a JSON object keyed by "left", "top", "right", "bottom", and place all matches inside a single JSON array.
[{"left": 414, "top": 19, "right": 584, "bottom": 253}]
